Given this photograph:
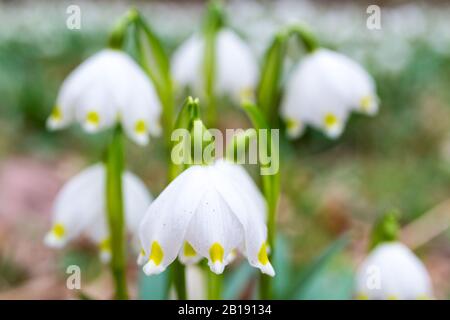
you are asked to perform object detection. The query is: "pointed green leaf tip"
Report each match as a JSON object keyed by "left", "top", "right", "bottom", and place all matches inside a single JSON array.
[{"left": 369, "top": 209, "right": 400, "bottom": 251}]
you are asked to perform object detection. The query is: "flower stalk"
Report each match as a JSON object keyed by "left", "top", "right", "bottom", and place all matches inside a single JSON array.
[
  {"left": 202, "top": 0, "right": 224, "bottom": 127},
  {"left": 257, "top": 24, "right": 318, "bottom": 128},
  {"left": 105, "top": 125, "right": 128, "bottom": 299},
  {"left": 166, "top": 97, "right": 202, "bottom": 299},
  {"left": 241, "top": 102, "right": 279, "bottom": 299},
  {"left": 207, "top": 272, "right": 222, "bottom": 300}
]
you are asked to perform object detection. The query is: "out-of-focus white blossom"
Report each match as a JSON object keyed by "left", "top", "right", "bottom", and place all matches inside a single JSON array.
[
  {"left": 281, "top": 49, "right": 378, "bottom": 139},
  {"left": 356, "top": 242, "right": 433, "bottom": 300},
  {"left": 44, "top": 163, "right": 152, "bottom": 262},
  {"left": 47, "top": 49, "right": 162, "bottom": 145},
  {"left": 172, "top": 29, "right": 258, "bottom": 103}
]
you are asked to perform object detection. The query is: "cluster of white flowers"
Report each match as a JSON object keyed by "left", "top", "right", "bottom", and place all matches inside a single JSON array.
[{"left": 38, "top": 0, "right": 439, "bottom": 299}]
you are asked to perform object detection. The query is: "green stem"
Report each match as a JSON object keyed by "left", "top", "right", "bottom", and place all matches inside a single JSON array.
[
  {"left": 260, "top": 172, "right": 279, "bottom": 299},
  {"left": 241, "top": 102, "right": 280, "bottom": 299},
  {"left": 204, "top": 31, "right": 217, "bottom": 127},
  {"left": 171, "top": 260, "right": 187, "bottom": 299},
  {"left": 202, "top": 1, "right": 223, "bottom": 127},
  {"left": 207, "top": 272, "right": 222, "bottom": 300},
  {"left": 106, "top": 126, "right": 128, "bottom": 300}
]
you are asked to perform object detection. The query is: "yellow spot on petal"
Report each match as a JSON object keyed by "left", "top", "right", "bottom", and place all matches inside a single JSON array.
[
  {"left": 324, "top": 113, "right": 338, "bottom": 128},
  {"left": 52, "top": 223, "right": 65, "bottom": 239},
  {"left": 50, "top": 106, "right": 62, "bottom": 121},
  {"left": 356, "top": 293, "right": 369, "bottom": 300},
  {"left": 140, "top": 248, "right": 145, "bottom": 256},
  {"left": 149, "top": 241, "right": 164, "bottom": 266},
  {"left": 99, "top": 238, "right": 110, "bottom": 252},
  {"left": 257, "top": 242, "right": 269, "bottom": 265},
  {"left": 86, "top": 111, "right": 100, "bottom": 126},
  {"left": 209, "top": 243, "right": 224, "bottom": 263},
  {"left": 134, "top": 119, "right": 147, "bottom": 135},
  {"left": 183, "top": 242, "right": 197, "bottom": 257},
  {"left": 286, "top": 118, "right": 300, "bottom": 130},
  {"left": 360, "top": 95, "right": 372, "bottom": 112},
  {"left": 387, "top": 295, "right": 398, "bottom": 300}
]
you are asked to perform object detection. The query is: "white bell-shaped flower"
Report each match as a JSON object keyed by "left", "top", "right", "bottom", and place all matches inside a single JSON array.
[
  {"left": 281, "top": 49, "right": 378, "bottom": 139},
  {"left": 138, "top": 159, "right": 274, "bottom": 277},
  {"left": 171, "top": 29, "right": 258, "bottom": 103},
  {"left": 355, "top": 242, "right": 433, "bottom": 300},
  {"left": 44, "top": 163, "right": 152, "bottom": 263},
  {"left": 47, "top": 49, "right": 162, "bottom": 145}
]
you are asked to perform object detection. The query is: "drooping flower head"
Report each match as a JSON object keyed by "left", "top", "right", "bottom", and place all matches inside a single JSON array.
[
  {"left": 47, "top": 49, "right": 162, "bottom": 145},
  {"left": 172, "top": 29, "right": 258, "bottom": 104},
  {"left": 138, "top": 159, "right": 274, "bottom": 277},
  {"left": 281, "top": 49, "right": 378, "bottom": 139},
  {"left": 356, "top": 242, "right": 433, "bottom": 300},
  {"left": 44, "top": 164, "right": 152, "bottom": 262}
]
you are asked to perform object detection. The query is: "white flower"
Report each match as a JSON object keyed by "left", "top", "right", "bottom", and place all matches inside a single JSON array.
[
  {"left": 138, "top": 159, "right": 274, "bottom": 277},
  {"left": 281, "top": 49, "right": 378, "bottom": 139},
  {"left": 171, "top": 29, "right": 258, "bottom": 103},
  {"left": 47, "top": 49, "right": 162, "bottom": 145},
  {"left": 44, "top": 163, "right": 152, "bottom": 263},
  {"left": 355, "top": 242, "right": 433, "bottom": 300}
]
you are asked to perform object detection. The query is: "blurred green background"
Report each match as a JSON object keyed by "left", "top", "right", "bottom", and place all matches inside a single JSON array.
[{"left": 0, "top": 0, "right": 449, "bottom": 299}]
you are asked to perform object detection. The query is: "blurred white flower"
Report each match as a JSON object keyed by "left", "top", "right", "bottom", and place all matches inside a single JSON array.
[
  {"left": 356, "top": 242, "right": 433, "bottom": 300},
  {"left": 47, "top": 49, "right": 162, "bottom": 145},
  {"left": 44, "top": 163, "right": 152, "bottom": 263},
  {"left": 281, "top": 49, "right": 378, "bottom": 139},
  {"left": 171, "top": 29, "right": 258, "bottom": 103},
  {"left": 138, "top": 159, "right": 274, "bottom": 277}
]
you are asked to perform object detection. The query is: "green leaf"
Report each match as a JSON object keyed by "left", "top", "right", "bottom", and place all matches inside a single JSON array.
[
  {"left": 138, "top": 270, "right": 169, "bottom": 300},
  {"left": 288, "top": 234, "right": 350, "bottom": 299},
  {"left": 241, "top": 101, "right": 270, "bottom": 131},
  {"left": 223, "top": 263, "right": 256, "bottom": 299},
  {"left": 134, "top": 14, "right": 174, "bottom": 144},
  {"left": 257, "top": 35, "right": 285, "bottom": 122},
  {"left": 296, "top": 258, "right": 354, "bottom": 300},
  {"left": 169, "top": 97, "right": 200, "bottom": 180},
  {"left": 272, "top": 236, "right": 291, "bottom": 299}
]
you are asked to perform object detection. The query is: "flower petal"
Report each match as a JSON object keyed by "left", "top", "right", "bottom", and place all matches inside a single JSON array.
[
  {"left": 211, "top": 162, "right": 275, "bottom": 276},
  {"left": 215, "top": 29, "right": 258, "bottom": 103},
  {"left": 184, "top": 187, "right": 244, "bottom": 274},
  {"left": 44, "top": 164, "right": 104, "bottom": 248},
  {"left": 139, "top": 166, "right": 207, "bottom": 275},
  {"left": 171, "top": 35, "right": 203, "bottom": 95}
]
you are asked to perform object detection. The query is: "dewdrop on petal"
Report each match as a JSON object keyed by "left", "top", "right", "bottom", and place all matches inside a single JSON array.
[
  {"left": 46, "top": 49, "right": 162, "bottom": 145},
  {"left": 172, "top": 29, "right": 258, "bottom": 104},
  {"left": 44, "top": 163, "right": 152, "bottom": 262},
  {"left": 355, "top": 242, "right": 433, "bottom": 300},
  {"left": 139, "top": 159, "right": 274, "bottom": 277},
  {"left": 281, "top": 49, "right": 378, "bottom": 139}
]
